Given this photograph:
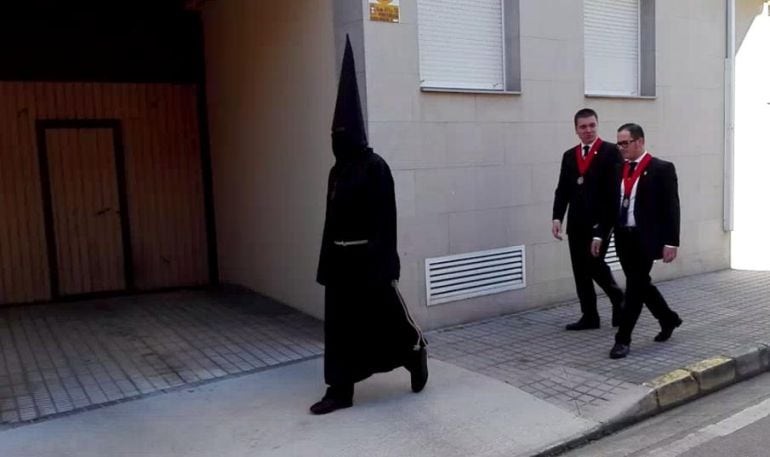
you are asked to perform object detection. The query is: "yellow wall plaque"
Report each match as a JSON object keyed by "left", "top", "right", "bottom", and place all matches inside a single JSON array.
[{"left": 370, "top": 0, "right": 400, "bottom": 23}]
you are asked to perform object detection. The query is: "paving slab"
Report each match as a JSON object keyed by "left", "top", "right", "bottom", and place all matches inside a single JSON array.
[{"left": 0, "top": 288, "right": 323, "bottom": 425}]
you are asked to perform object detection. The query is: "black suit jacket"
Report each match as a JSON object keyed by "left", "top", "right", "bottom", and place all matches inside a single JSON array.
[
  {"left": 553, "top": 140, "right": 622, "bottom": 235},
  {"left": 596, "top": 156, "right": 681, "bottom": 260}
]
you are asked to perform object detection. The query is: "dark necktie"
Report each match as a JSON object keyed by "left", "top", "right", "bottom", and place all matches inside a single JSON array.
[
  {"left": 627, "top": 161, "right": 638, "bottom": 175},
  {"left": 618, "top": 162, "right": 638, "bottom": 226},
  {"left": 582, "top": 145, "right": 590, "bottom": 158}
]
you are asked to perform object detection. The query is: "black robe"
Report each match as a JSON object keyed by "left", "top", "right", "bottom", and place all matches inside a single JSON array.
[{"left": 317, "top": 148, "right": 424, "bottom": 386}]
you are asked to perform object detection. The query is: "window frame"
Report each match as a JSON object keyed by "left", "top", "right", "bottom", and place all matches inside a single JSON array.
[
  {"left": 417, "top": 0, "right": 521, "bottom": 94},
  {"left": 583, "top": 0, "right": 656, "bottom": 98}
]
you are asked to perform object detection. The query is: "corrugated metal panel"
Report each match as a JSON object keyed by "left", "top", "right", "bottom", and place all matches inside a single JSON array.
[
  {"left": 425, "top": 245, "right": 526, "bottom": 306},
  {"left": 0, "top": 81, "right": 208, "bottom": 304},
  {"left": 121, "top": 83, "right": 208, "bottom": 290},
  {"left": 0, "top": 83, "right": 50, "bottom": 304}
]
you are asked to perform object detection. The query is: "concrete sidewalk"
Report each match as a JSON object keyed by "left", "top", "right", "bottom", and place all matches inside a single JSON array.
[
  {"left": 0, "top": 358, "right": 597, "bottom": 457},
  {"left": 0, "top": 269, "right": 769, "bottom": 456}
]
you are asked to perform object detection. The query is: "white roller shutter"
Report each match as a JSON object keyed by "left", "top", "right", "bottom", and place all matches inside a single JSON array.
[
  {"left": 418, "top": 0, "right": 505, "bottom": 91},
  {"left": 584, "top": 0, "right": 640, "bottom": 96}
]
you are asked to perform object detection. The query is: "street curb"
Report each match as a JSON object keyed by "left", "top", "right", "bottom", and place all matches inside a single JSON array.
[{"left": 532, "top": 344, "right": 770, "bottom": 457}]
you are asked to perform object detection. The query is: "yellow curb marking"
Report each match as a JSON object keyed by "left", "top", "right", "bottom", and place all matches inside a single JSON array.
[
  {"left": 644, "top": 368, "right": 693, "bottom": 389},
  {"left": 685, "top": 356, "right": 732, "bottom": 373}
]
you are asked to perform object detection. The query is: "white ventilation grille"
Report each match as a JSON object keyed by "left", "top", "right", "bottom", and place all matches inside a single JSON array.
[
  {"left": 606, "top": 234, "right": 621, "bottom": 270},
  {"left": 425, "top": 245, "right": 525, "bottom": 306}
]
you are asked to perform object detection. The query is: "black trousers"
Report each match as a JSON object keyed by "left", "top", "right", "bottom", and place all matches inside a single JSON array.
[
  {"left": 568, "top": 229, "right": 624, "bottom": 321},
  {"left": 614, "top": 228, "right": 680, "bottom": 345}
]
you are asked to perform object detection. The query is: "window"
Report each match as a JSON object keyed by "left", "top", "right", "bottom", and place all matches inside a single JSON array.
[
  {"left": 417, "top": 0, "right": 520, "bottom": 92},
  {"left": 584, "top": 0, "right": 655, "bottom": 97}
]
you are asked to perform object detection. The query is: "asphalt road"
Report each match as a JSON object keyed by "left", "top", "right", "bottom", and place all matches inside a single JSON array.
[{"left": 560, "top": 371, "right": 770, "bottom": 457}]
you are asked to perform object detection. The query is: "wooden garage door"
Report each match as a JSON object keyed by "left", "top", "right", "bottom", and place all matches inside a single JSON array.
[
  {"left": 38, "top": 121, "right": 132, "bottom": 297},
  {"left": 0, "top": 82, "right": 211, "bottom": 305}
]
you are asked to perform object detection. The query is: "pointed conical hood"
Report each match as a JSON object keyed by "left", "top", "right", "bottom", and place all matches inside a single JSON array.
[{"left": 331, "top": 35, "right": 368, "bottom": 160}]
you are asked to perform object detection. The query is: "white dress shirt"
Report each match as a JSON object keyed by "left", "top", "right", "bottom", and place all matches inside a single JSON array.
[{"left": 581, "top": 140, "right": 596, "bottom": 157}]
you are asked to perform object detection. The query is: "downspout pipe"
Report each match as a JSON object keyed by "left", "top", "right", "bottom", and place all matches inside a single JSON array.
[{"left": 724, "top": 0, "right": 736, "bottom": 231}]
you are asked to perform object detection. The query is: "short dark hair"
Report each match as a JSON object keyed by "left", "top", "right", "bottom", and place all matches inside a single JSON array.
[
  {"left": 617, "top": 123, "right": 645, "bottom": 139},
  {"left": 574, "top": 108, "right": 598, "bottom": 126}
]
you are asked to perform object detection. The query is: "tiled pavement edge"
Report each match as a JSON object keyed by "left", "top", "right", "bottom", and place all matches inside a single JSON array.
[
  {"left": 533, "top": 347, "right": 770, "bottom": 457},
  {"left": 428, "top": 269, "right": 770, "bottom": 456},
  {"left": 0, "top": 287, "right": 324, "bottom": 425}
]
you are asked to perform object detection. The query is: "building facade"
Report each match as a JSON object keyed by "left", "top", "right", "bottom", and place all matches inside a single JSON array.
[
  {"left": 0, "top": 0, "right": 766, "bottom": 331},
  {"left": 204, "top": 0, "right": 767, "bottom": 330}
]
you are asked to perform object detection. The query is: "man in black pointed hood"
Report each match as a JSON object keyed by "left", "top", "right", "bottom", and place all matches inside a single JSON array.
[{"left": 311, "top": 36, "right": 428, "bottom": 415}]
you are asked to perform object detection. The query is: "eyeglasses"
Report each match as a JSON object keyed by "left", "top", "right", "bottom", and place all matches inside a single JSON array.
[{"left": 617, "top": 138, "right": 639, "bottom": 148}]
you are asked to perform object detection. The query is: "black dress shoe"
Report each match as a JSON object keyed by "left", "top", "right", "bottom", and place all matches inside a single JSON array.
[
  {"left": 309, "top": 397, "right": 353, "bottom": 415},
  {"left": 407, "top": 347, "right": 429, "bottom": 393},
  {"left": 654, "top": 317, "right": 683, "bottom": 342},
  {"left": 565, "top": 319, "right": 600, "bottom": 331},
  {"left": 609, "top": 343, "right": 630, "bottom": 359}
]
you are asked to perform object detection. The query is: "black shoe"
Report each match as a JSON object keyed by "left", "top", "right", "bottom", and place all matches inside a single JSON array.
[
  {"left": 407, "top": 347, "right": 429, "bottom": 393},
  {"left": 654, "top": 317, "right": 683, "bottom": 342},
  {"left": 309, "top": 397, "right": 353, "bottom": 415},
  {"left": 609, "top": 343, "right": 630, "bottom": 359},
  {"left": 565, "top": 318, "right": 600, "bottom": 331}
]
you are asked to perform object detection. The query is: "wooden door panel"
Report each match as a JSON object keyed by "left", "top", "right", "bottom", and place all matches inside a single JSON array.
[{"left": 46, "top": 127, "right": 125, "bottom": 295}]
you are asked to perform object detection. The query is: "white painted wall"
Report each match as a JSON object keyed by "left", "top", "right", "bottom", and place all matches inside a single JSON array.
[{"left": 732, "top": 1, "right": 770, "bottom": 269}]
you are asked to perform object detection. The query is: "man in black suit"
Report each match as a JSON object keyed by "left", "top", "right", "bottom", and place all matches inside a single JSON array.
[
  {"left": 591, "top": 123, "right": 683, "bottom": 359},
  {"left": 553, "top": 108, "right": 625, "bottom": 331}
]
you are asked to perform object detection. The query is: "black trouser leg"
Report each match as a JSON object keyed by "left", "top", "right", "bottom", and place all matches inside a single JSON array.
[
  {"left": 614, "top": 229, "right": 650, "bottom": 344},
  {"left": 568, "top": 232, "right": 599, "bottom": 322},
  {"left": 591, "top": 240, "right": 625, "bottom": 309},
  {"left": 614, "top": 230, "right": 677, "bottom": 344},
  {"left": 614, "top": 255, "right": 649, "bottom": 344},
  {"left": 569, "top": 231, "right": 623, "bottom": 321},
  {"left": 325, "top": 383, "right": 354, "bottom": 402},
  {"left": 641, "top": 283, "right": 678, "bottom": 325}
]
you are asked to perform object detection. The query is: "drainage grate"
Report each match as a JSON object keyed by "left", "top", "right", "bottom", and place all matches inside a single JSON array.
[{"left": 425, "top": 245, "right": 525, "bottom": 306}]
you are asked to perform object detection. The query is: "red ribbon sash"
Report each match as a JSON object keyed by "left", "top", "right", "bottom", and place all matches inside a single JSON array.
[
  {"left": 622, "top": 153, "right": 653, "bottom": 198},
  {"left": 575, "top": 138, "right": 603, "bottom": 176}
]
